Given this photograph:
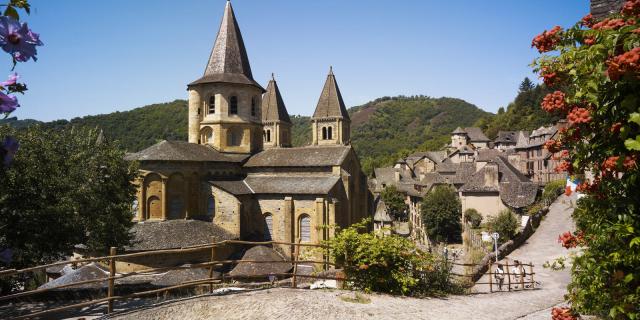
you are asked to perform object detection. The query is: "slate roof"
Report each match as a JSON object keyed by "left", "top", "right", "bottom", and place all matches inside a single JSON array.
[
  {"left": 452, "top": 127, "right": 466, "bottom": 134},
  {"left": 495, "top": 131, "right": 517, "bottom": 144},
  {"left": 151, "top": 265, "right": 220, "bottom": 286},
  {"left": 262, "top": 76, "right": 291, "bottom": 123},
  {"left": 244, "top": 175, "right": 339, "bottom": 195},
  {"left": 373, "top": 199, "right": 392, "bottom": 222},
  {"left": 476, "top": 149, "right": 502, "bottom": 162},
  {"left": 227, "top": 246, "right": 292, "bottom": 278},
  {"left": 515, "top": 131, "right": 531, "bottom": 149},
  {"left": 464, "top": 127, "right": 491, "bottom": 142},
  {"left": 312, "top": 68, "right": 350, "bottom": 120},
  {"left": 124, "top": 140, "right": 249, "bottom": 163},
  {"left": 189, "top": 1, "right": 263, "bottom": 91},
  {"left": 39, "top": 263, "right": 108, "bottom": 290},
  {"left": 244, "top": 146, "right": 351, "bottom": 167},
  {"left": 591, "top": 0, "right": 624, "bottom": 18},
  {"left": 127, "top": 220, "right": 236, "bottom": 251},
  {"left": 459, "top": 156, "right": 537, "bottom": 209},
  {"left": 209, "top": 179, "right": 253, "bottom": 195},
  {"left": 407, "top": 151, "right": 447, "bottom": 163}
]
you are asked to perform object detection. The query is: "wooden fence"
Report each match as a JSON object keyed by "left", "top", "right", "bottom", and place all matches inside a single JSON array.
[
  {"left": 448, "top": 259, "right": 537, "bottom": 293},
  {"left": 0, "top": 239, "right": 341, "bottom": 320}
]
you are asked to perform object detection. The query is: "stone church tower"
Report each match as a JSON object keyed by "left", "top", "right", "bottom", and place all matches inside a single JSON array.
[
  {"left": 187, "top": 0, "right": 265, "bottom": 154},
  {"left": 311, "top": 67, "right": 351, "bottom": 145},
  {"left": 261, "top": 74, "right": 292, "bottom": 148}
]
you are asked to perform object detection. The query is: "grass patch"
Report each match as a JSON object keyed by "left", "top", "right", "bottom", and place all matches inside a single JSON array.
[{"left": 339, "top": 292, "right": 371, "bottom": 304}]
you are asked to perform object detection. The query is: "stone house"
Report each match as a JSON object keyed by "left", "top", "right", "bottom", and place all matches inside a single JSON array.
[
  {"left": 511, "top": 122, "right": 568, "bottom": 185},
  {"left": 124, "top": 1, "right": 371, "bottom": 263}
]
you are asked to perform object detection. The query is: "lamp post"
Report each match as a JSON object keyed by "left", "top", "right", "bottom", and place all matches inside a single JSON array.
[{"left": 491, "top": 232, "right": 500, "bottom": 262}]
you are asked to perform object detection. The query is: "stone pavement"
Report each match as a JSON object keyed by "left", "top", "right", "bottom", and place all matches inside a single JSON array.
[{"left": 103, "top": 195, "right": 577, "bottom": 320}]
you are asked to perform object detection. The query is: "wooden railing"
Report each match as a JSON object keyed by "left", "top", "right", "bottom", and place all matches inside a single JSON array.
[
  {"left": 448, "top": 259, "right": 537, "bottom": 293},
  {"left": 0, "top": 239, "right": 341, "bottom": 320}
]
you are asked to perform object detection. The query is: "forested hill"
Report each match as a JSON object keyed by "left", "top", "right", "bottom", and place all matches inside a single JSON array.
[{"left": 4, "top": 96, "right": 492, "bottom": 174}]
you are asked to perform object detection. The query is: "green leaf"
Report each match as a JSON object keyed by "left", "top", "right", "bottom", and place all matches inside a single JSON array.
[
  {"left": 630, "top": 113, "right": 640, "bottom": 126},
  {"left": 630, "top": 237, "right": 640, "bottom": 248},
  {"left": 624, "top": 136, "right": 640, "bottom": 151},
  {"left": 4, "top": 6, "right": 19, "bottom": 20}
]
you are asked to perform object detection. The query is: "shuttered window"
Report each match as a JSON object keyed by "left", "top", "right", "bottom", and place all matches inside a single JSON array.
[
  {"left": 300, "top": 215, "right": 311, "bottom": 242},
  {"left": 264, "top": 214, "right": 273, "bottom": 241}
]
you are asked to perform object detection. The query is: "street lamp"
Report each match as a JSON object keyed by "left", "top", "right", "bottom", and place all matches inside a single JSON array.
[{"left": 491, "top": 232, "right": 500, "bottom": 262}]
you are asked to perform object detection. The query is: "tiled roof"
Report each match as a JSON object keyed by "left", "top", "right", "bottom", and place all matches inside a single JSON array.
[
  {"left": 209, "top": 180, "right": 253, "bottom": 195},
  {"left": 452, "top": 127, "right": 466, "bottom": 134},
  {"left": 189, "top": 1, "right": 263, "bottom": 91},
  {"left": 127, "top": 220, "right": 236, "bottom": 251},
  {"left": 124, "top": 140, "right": 249, "bottom": 163},
  {"left": 464, "top": 127, "right": 491, "bottom": 142},
  {"left": 244, "top": 175, "right": 339, "bottom": 195},
  {"left": 591, "top": 0, "right": 624, "bottom": 18},
  {"left": 476, "top": 149, "right": 502, "bottom": 162},
  {"left": 228, "top": 246, "right": 292, "bottom": 278},
  {"left": 262, "top": 76, "right": 291, "bottom": 123},
  {"left": 312, "top": 68, "right": 350, "bottom": 120},
  {"left": 151, "top": 265, "right": 220, "bottom": 286},
  {"left": 494, "top": 131, "right": 517, "bottom": 144},
  {"left": 39, "top": 263, "right": 108, "bottom": 290},
  {"left": 244, "top": 146, "right": 351, "bottom": 167}
]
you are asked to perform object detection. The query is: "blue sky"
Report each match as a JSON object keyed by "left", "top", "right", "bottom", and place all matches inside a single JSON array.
[{"left": 10, "top": 0, "right": 589, "bottom": 121}]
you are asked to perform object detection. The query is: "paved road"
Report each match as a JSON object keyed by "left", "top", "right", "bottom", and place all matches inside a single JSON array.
[{"left": 103, "top": 195, "right": 577, "bottom": 320}]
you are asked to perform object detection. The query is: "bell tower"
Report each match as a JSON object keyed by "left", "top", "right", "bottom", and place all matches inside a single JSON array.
[
  {"left": 262, "top": 74, "right": 292, "bottom": 148},
  {"left": 311, "top": 67, "right": 351, "bottom": 146},
  {"left": 187, "top": 0, "right": 264, "bottom": 154}
]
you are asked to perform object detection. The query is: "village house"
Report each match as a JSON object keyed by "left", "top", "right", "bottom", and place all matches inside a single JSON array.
[{"left": 122, "top": 1, "right": 372, "bottom": 269}]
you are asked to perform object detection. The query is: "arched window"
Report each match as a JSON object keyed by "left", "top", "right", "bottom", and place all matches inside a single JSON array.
[
  {"left": 327, "top": 126, "right": 333, "bottom": 140},
  {"left": 322, "top": 127, "right": 327, "bottom": 140},
  {"left": 299, "top": 215, "right": 311, "bottom": 242},
  {"left": 229, "top": 96, "right": 238, "bottom": 114},
  {"left": 207, "top": 195, "right": 215, "bottom": 218},
  {"left": 251, "top": 97, "right": 257, "bottom": 116},
  {"left": 264, "top": 213, "right": 273, "bottom": 241},
  {"left": 208, "top": 96, "right": 216, "bottom": 114},
  {"left": 266, "top": 129, "right": 271, "bottom": 142}
]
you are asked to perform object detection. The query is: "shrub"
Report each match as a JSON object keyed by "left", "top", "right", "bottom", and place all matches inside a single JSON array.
[
  {"left": 381, "top": 185, "right": 408, "bottom": 221},
  {"left": 421, "top": 185, "right": 462, "bottom": 243},
  {"left": 542, "top": 179, "right": 565, "bottom": 205},
  {"left": 464, "top": 209, "right": 483, "bottom": 228},
  {"left": 327, "top": 219, "right": 453, "bottom": 296},
  {"left": 485, "top": 210, "right": 519, "bottom": 243}
]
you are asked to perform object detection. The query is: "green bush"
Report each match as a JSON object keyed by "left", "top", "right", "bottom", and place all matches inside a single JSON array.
[
  {"left": 485, "top": 210, "right": 519, "bottom": 243},
  {"left": 542, "top": 179, "right": 565, "bottom": 205},
  {"left": 526, "top": 202, "right": 544, "bottom": 216},
  {"left": 327, "top": 219, "right": 454, "bottom": 296},
  {"left": 464, "top": 209, "right": 483, "bottom": 228}
]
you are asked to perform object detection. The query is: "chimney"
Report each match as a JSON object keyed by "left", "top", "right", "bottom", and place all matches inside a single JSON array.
[{"left": 484, "top": 162, "right": 499, "bottom": 188}]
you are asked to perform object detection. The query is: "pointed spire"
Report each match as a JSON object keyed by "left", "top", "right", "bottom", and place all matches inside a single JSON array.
[
  {"left": 189, "top": 1, "right": 263, "bottom": 90},
  {"left": 312, "top": 67, "right": 350, "bottom": 120},
  {"left": 262, "top": 74, "right": 291, "bottom": 123}
]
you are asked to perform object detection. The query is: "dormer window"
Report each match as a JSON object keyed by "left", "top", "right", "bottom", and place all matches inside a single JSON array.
[
  {"left": 230, "top": 96, "right": 238, "bottom": 114},
  {"left": 208, "top": 96, "right": 215, "bottom": 114}
]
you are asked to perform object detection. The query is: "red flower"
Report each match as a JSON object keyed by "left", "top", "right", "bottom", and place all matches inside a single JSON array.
[
  {"left": 532, "top": 26, "right": 562, "bottom": 53},
  {"left": 602, "top": 156, "right": 620, "bottom": 173},
  {"left": 541, "top": 91, "right": 567, "bottom": 113},
  {"left": 555, "top": 160, "right": 571, "bottom": 173},
  {"left": 564, "top": 185, "right": 573, "bottom": 196},
  {"left": 607, "top": 48, "right": 640, "bottom": 81},
  {"left": 623, "top": 155, "right": 637, "bottom": 169},
  {"left": 551, "top": 306, "right": 579, "bottom": 320},
  {"left": 540, "top": 67, "right": 562, "bottom": 87},
  {"left": 584, "top": 36, "right": 595, "bottom": 46},
  {"left": 544, "top": 139, "right": 562, "bottom": 153},
  {"left": 633, "top": 27, "right": 640, "bottom": 34},
  {"left": 621, "top": 0, "right": 640, "bottom": 16},
  {"left": 593, "top": 18, "right": 628, "bottom": 30},
  {"left": 567, "top": 106, "right": 592, "bottom": 125},
  {"left": 581, "top": 13, "right": 595, "bottom": 28},
  {"left": 610, "top": 122, "right": 623, "bottom": 133},
  {"left": 558, "top": 231, "right": 578, "bottom": 248}
]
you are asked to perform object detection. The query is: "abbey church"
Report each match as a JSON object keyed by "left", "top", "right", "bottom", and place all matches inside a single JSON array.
[{"left": 125, "top": 1, "right": 371, "bottom": 255}]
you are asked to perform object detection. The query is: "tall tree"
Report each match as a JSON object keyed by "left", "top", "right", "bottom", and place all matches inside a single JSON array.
[
  {"left": 380, "top": 185, "right": 408, "bottom": 221},
  {"left": 421, "top": 185, "right": 462, "bottom": 243},
  {"left": 519, "top": 77, "right": 535, "bottom": 92},
  {"left": 0, "top": 125, "right": 137, "bottom": 292}
]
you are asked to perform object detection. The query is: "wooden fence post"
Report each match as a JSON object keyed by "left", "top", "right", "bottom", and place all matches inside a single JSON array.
[
  {"left": 505, "top": 260, "right": 511, "bottom": 292},
  {"left": 209, "top": 236, "right": 216, "bottom": 294},
  {"left": 488, "top": 262, "right": 493, "bottom": 293},
  {"left": 107, "top": 247, "right": 116, "bottom": 314},
  {"left": 292, "top": 238, "right": 301, "bottom": 288},
  {"left": 529, "top": 262, "right": 534, "bottom": 289}
]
